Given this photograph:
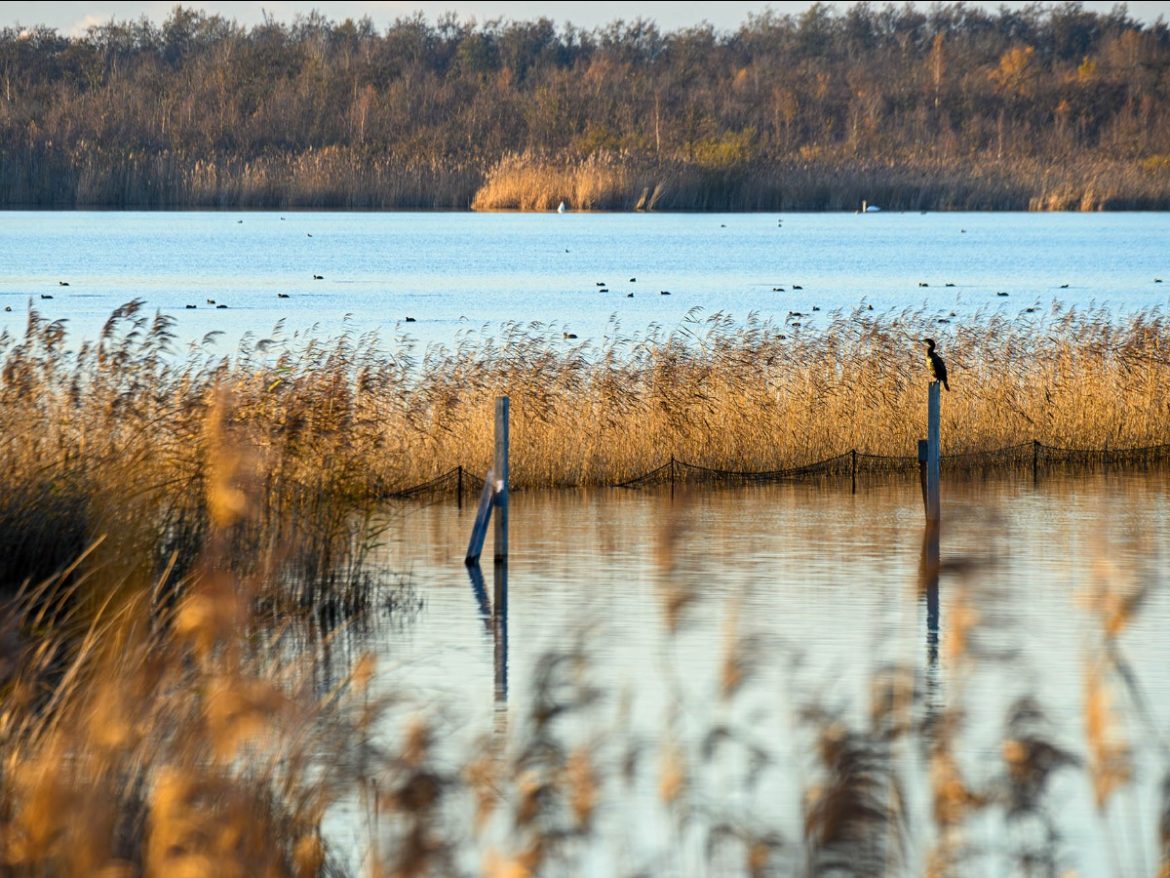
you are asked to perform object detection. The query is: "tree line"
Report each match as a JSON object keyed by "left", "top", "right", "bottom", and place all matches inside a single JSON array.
[{"left": 1, "top": 2, "right": 1169, "bottom": 209}]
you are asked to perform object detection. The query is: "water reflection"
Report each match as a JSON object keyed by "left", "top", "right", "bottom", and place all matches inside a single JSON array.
[
  {"left": 361, "top": 471, "right": 1170, "bottom": 875},
  {"left": 919, "top": 520, "right": 942, "bottom": 733},
  {"left": 466, "top": 560, "right": 509, "bottom": 705}
]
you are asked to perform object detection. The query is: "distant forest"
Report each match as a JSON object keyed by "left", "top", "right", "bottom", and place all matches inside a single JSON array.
[{"left": 2, "top": 2, "right": 1170, "bottom": 210}]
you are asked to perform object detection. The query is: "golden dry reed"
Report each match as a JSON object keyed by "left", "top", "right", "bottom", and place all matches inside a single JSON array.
[
  {"left": 469, "top": 151, "right": 1170, "bottom": 213},
  {"left": 3, "top": 299, "right": 1170, "bottom": 512}
]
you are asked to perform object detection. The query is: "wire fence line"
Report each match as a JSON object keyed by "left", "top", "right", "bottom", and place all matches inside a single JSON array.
[{"left": 377, "top": 441, "right": 1170, "bottom": 500}]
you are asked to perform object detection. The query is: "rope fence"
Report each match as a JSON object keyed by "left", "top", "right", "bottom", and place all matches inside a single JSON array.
[{"left": 377, "top": 441, "right": 1170, "bottom": 501}]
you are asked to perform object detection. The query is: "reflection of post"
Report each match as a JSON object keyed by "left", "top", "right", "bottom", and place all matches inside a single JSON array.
[
  {"left": 493, "top": 559, "right": 508, "bottom": 703},
  {"left": 919, "top": 520, "right": 941, "bottom": 731},
  {"left": 466, "top": 562, "right": 491, "bottom": 632},
  {"left": 918, "top": 439, "right": 929, "bottom": 516},
  {"left": 927, "top": 381, "right": 941, "bottom": 523}
]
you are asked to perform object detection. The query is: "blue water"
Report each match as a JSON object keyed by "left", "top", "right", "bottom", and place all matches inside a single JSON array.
[{"left": 1, "top": 211, "right": 1168, "bottom": 351}]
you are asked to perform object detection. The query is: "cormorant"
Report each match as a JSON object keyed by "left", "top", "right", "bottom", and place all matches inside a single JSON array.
[{"left": 924, "top": 338, "right": 949, "bottom": 391}]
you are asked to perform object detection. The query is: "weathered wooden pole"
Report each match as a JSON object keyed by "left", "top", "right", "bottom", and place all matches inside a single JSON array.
[
  {"left": 1032, "top": 440, "right": 1040, "bottom": 486},
  {"left": 851, "top": 448, "right": 857, "bottom": 495},
  {"left": 457, "top": 464, "right": 464, "bottom": 509},
  {"left": 465, "top": 469, "right": 495, "bottom": 564},
  {"left": 927, "top": 381, "right": 941, "bottom": 523},
  {"left": 494, "top": 396, "right": 509, "bottom": 562}
]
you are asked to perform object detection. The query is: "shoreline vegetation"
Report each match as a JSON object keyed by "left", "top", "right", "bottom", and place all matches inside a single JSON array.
[
  {"left": 1, "top": 299, "right": 1169, "bottom": 590},
  {"left": 3, "top": 4, "right": 1170, "bottom": 211}
]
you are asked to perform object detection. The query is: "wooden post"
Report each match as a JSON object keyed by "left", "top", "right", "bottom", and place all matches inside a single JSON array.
[
  {"left": 918, "top": 439, "right": 929, "bottom": 515},
  {"left": 457, "top": 465, "right": 464, "bottom": 509},
  {"left": 670, "top": 455, "right": 676, "bottom": 499},
  {"left": 1032, "top": 440, "right": 1040, "bottom": 486},
  {"left": 851, "top": 448, "right": 857, "bottom": 495},
  {"left": 494, "top": 396, "right": 509, "bottom": 563},
  {"left": 465, "top": 468, "right": 495, "bottom": 564},
  {"left": 927, "top": 381, "right": 940, "bottom": 523}
]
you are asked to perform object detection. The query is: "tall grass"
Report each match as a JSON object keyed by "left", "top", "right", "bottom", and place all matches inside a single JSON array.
[
  {"left": 9, "top": 142, "right": 1170, "bottom": 211},
  {"left": 3, "top": 300, "right": 1170, "bottom": 535},
  {"left": 470, "top": 151, "right": 1170, "bottom": 212}
]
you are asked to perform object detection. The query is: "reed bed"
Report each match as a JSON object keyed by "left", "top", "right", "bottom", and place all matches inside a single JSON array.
[
  {"left": 11, "top": 143, "right": 1170, "bottom": 212},
  {"left": 3, "top": 300, "right": 1170, "bottom": 562},
  {"left": 470, "top": 151, "right": 1170, "bottom": 213}
]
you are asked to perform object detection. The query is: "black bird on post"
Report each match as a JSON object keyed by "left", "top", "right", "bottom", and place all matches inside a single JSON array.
[{"left": 924, "top": 338, "right": 949, "bottom": 390}]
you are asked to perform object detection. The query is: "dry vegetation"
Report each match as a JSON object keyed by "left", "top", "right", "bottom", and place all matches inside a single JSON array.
[
  {"left": 0, "top": 302, "right": 1168, "bottom": 874},
  {"left": 471, "top": 152, "right": 1170, "bottom": 213},
  {"left": 3, "top": 299, "right": 1170, "bottom": 530}
]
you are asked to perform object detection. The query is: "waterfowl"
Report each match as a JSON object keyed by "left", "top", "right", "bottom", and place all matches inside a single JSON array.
[
  {"left": 207, "top": 298, "right": 216, "bottom": 304},
  {"left": 404, "top": 316, "right": 416, "bottom": 322},
  {"left": 626, "top": 292, "right": 634, "bottom": 298},
  {"left": 216, "top": 304, "right": 228, "bottom": 309},
  {"left": 629, "top": 277, "right": 636, "bottom": 283},
  {"left": 924, "top": 338, "right": 950, "bottom": 390},
  {"left": 40, "top": 294, "right": 53, "bottom": 299},
  {"left": 660, "top": 290, "right": 671, "bottom": 296},
  {"left": 1060, "top": 283, "right": 1069, "bottom": 289},
  {"left": 58, "top": 281, "right": 69, "bottom": 287},
  {"left": 792, "top": 284, "right": 803, "bottom": 290},
  {"left": 599, "top": 288, "right": 609, "bottom": 292},
  {"left": 996, "top": 291, "right": 1009, "bottom": 297},
  {"left": 919, "top": 282, "right": 929, "bottom": 288},
  {"left": 313, "top": 274, "right": 324, "bottom": 280},
  {"left": 185, "top": 304, "right": 196, "bottom": 309},
  {"left": 563, "top": 332, "right": 578, "bottom": 339},
  {"left": 277, "top": 293, "right": 290, "bottom": 298}
]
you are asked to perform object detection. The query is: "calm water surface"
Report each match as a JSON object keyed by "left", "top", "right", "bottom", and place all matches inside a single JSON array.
[
  {"left": 1, "top": 211, "right": 1168, "bottom": 349},
  {"left": 338, "top": 471, "right": 1170, "bottom": 876}
]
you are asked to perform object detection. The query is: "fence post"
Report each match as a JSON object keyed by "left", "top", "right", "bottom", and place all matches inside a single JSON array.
[
  {"left": 457, "top": 465, "right": 464, "bottom": 509},
  {"left": 1032, "top": 440, "right": 1039, "bottom": 486},
  {"left": 851, "top": 448, "right": 857, "bottom": 495},
  {"left": 494, "top": 396, "right": 509, "bottom": 563},
  {"left": 465, "top": 468, "right": 495, "bottom": 564},
  {"left": 927, "top": 381, "right": 941, "bottom": 523},
  {"left": 670, "top": 455, "right": 676, "bottom": 499}
]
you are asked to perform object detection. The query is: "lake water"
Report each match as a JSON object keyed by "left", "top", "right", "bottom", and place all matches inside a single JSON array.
[
  {"left": 344, "top": 470, "right": 1170, "bottom": 876},
  {"left": 1, "top": 211, "right": 1169, "bottom": 351}
]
